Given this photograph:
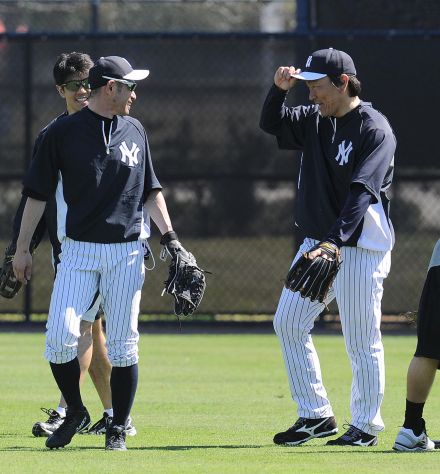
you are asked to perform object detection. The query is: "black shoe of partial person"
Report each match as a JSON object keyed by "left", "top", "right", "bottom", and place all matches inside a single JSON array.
[
  {"left": 87, "top": 412, "right": 137, "bottom": 437},
  {"left": 326, "top": 425, "right": 377, "bottom": 447},
  {"left": 87, "top": 412, "right": 111, "bottom": 435},
  {"left": 32, "top": 408, "right": 65, "bottom": 437},
  {"left": 106, "top": 424, "right": 127, "bottom": 451},
  {"left": 273, "top": 416, "right": 338, "bottom": 446},
  {"left": 45, "top": 406, "right": 91, "bottom": 449}
]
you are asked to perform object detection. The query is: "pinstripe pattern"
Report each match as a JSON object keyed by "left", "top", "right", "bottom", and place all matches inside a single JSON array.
[
  {"left": 45, "top": 238, "right": 144, "bottom": 367},
  {"left": 82, "top": 292, "right": 102, "bottom": 323},
  {"left": 273, "top": 237, "right": 391, "bottom": 435}
]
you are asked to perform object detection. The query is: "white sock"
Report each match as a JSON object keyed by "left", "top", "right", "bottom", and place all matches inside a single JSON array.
[
  {"left": 56, "top": 406, "right": 66, "bottom": 418},
  {"left": 105, "top": 408, "right": 113, "bottom": 417}
]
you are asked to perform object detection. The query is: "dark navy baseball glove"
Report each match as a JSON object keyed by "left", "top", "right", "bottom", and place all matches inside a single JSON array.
[
  {"left": 160, "top": 231, "right": 207, "bottom": 317},
  {"left": 0, "top": 240, "right": 37, "bottom": 299},
  {"left": 285, "top": 241, "right": 342, "bottom": 303}
]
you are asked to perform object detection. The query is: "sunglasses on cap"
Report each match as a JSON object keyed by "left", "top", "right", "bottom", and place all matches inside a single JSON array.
[
  {"left": 102, "top": 76, "right": 137, "bottom": 92},
  {"left": 61, "top": 78, "right": 90, "bottom": 92}
]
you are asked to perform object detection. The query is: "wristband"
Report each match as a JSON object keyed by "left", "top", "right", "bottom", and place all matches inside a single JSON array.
[{"left": 160, "top": 231, "right": 179, "bottom": 245}]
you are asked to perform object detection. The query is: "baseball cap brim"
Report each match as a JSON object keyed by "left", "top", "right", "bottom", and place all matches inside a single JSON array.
[
  {"left": 290, "top": 71, "right": 327, "bottom": 81},
  {"left": 123, "top": 69, "right": 150, "bottom": 81}
]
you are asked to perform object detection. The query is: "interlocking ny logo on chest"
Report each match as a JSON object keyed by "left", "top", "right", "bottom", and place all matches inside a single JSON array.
[
  {"left": 119, "top": 141, "right": 140, "bottom": 167},
  {"left": 334, "top": 140, "right": 353, "bottom": 166}
]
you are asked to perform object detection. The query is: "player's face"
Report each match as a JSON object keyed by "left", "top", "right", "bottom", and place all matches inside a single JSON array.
[
  {"left": 306, "top": 77, "right": 344, "bottom": 118},
  {"left": 57, "top": 73, "right": 90, "bottom": 115},
  {"left": 112, "top": 81, "right": 137, "bottom": 116}
]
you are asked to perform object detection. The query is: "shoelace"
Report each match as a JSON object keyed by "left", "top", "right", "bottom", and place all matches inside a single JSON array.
[
  {"left": 89, "top": 414, "right": 110, "bottom": 431},
  {"left": 289, "top": 417, "right": 307, "bottom": 430},
  {"left": 40, "top": 407, "right": 62, "bottom": 422},
  {"left": 108, "top": 428, "right": 125, "bottom": 446},
  {"left": 341, "top": 425, "right": 363, "bottom": 440}
]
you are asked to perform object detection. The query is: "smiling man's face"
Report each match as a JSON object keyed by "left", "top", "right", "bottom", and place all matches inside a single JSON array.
[
  {"left": 57, "top": 74, "right": 91, "bottom": 114},
  {"left": 306, "top": 76, "right": 345, "bottom": 118}
]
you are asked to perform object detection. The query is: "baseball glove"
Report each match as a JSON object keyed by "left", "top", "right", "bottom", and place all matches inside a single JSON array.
[
  {"left": 0, "top": 240, "right": 36, "bottom": 299},
  {"left": 285, "top": 241, "right": 342, "bottom": 303},
  {"left": 160, "top": 231, "right": 207, "bottom": 317}
]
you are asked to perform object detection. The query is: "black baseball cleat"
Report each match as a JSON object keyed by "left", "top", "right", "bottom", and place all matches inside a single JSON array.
[
  {"left": 87, "top": 412, "right": 111, "bottom": 435},
  {"left": 87, "top": 412, "right": 137, "bottom": 436},
  {"left": 45, "top": 406, "right": 91, "bottom": 449},
  {"left": 326, "top": 425, "right": 377, "bottom": 446},
  {"left": 32, "top": 408, "right": 65, "bottom": 437},
  {"left": 106, "top": 424, "right": 127, "bottom": 451},
  {"left": 273, "top": 416, "right": 338, "bottom": 446}
]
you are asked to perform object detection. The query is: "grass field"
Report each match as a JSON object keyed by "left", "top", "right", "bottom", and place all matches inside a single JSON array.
[{"left": 1, "top": 332, "right": 440, "bottom": 473}]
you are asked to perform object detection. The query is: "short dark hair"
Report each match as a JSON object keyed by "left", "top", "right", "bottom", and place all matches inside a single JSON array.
[
  {"left": 330, "top": 75, "right": 362, "bottom": 98},
  {"left": 53, "top": 52, "right": 93, "bottom": 85}
]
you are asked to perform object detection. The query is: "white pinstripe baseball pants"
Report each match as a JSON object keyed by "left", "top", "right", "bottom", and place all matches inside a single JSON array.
[
  {"left": 273, "top": 237, "right": 391, "bottom": 435},
  {"left": 45, "top": 238, "right": 145, "bottom": 367}
]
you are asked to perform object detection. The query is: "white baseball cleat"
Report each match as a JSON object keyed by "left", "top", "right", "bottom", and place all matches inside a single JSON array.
[{"left": 393, "top": 426, "right": 435, "bottom": 452}]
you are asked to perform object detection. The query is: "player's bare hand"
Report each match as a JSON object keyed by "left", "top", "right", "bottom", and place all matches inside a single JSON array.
[
  {"left": 274, "top": 66, "right": 300, "bottom": 91},
  {"left": 305, "top": 242, "right": 340, "bottom": 261},
  {"left": 12, "top": 249, "right": 32, "bottom": 284},
  {"left": 305, "top": 247, "right": 327, "bottom": 260}
]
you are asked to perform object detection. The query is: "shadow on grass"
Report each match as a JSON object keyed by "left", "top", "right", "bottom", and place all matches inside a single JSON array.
[
  {"left": 1, "top": 445, "right": 402, "bottom": 454},
  {"left": 134, "top": 445, "right": 265, "bottom": 451},
  {"left": 0, "top": 444, "right": 267, "bottom": 452},
  {"left": 282, "top": 449, "right": 400, "bottom": 454}
]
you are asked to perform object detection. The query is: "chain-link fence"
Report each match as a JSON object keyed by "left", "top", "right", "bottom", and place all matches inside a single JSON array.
[
  {"left": 3, "top": 0, "right": 440, "bottom": 35},
  {"left": 0, "top": 0, "right": 297, "bottom": 34},
  {"left": 0, "top": 31, "right": 439, "bottom": 319}
]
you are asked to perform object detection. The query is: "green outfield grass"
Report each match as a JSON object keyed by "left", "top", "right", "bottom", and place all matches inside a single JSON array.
[{"left": 1, "top": 332, "right": 440, "bottom": 473}]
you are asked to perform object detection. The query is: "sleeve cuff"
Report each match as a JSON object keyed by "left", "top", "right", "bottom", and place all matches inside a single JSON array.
[{"left": 22, "top": 188, "right": 48, "bottom": 201}]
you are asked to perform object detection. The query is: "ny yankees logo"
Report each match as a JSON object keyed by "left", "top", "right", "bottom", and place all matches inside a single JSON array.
[
  {"left": 334, "top": 140, "right": 353, "bottom": 166},
  {"left": 305, "top": 55, "right": 313, "bottom": 68},
  {"left": 119, "top": 141, "right": 140, "bottom": 167}
]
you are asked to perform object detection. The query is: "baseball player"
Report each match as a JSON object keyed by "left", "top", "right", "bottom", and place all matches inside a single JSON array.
[
  {"left": 3, "top": 51, "right": 129, "bottom": 438},
  {"left": 260, "top": 48, "right": 396, "bottom": 446},
  {"left": 393, "top": 239, "right": 440, "bottom": 451},
  {"left": 13, "top": 55, "right": 183, "bottom": 451}
]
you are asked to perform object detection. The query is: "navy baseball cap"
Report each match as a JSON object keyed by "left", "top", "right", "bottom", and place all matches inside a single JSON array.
[
  {"left": 291, "top": 48, "right": 356, "bottom": 81},
  {"left": 89, "top": 56, "right": 150, "bottom": 90}
]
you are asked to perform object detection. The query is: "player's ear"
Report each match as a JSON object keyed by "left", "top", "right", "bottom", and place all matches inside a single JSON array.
[
  {"left": 106, "top": 80, "right": 115, "bottom": 94},
  {"left": 56, "top": 85, "right": 65, "bottom": 99},
  {"left": 339, "top": 74, "right": 349, "bottom": 92}
]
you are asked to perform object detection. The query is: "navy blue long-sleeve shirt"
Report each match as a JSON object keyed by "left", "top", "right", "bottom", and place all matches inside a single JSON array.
[{"left": 260, "top": 84, "right": 396, "bottom": 250}]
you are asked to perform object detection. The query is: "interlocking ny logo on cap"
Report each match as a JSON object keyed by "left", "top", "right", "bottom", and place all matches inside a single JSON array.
[{"left": 305, "top": 55, "right": 313, "bottom": 68}]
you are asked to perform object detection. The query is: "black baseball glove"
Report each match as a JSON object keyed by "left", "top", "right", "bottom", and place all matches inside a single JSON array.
[
  {"left": 0, "top": 240, "right": 37, "bottom": 299},
  {"left": 160, "top": 231, "right": 207, "bottom": 317},
  {"left": 284, "top": 241, "right": 342, "bottom": 303}
]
